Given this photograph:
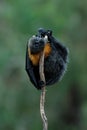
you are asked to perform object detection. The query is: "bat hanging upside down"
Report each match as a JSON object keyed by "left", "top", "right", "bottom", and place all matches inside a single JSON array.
[{"left": 25, "top": 28, "right": 69, "bottom": 90}]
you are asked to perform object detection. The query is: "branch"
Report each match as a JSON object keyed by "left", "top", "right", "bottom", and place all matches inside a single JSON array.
[{"left": 39, "top": 52, "right": 48, "bottom": 130}]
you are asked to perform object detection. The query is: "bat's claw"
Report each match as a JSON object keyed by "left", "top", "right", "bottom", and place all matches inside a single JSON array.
[{"left": 39, "top": 80, "right": 46, "bottom": 88}]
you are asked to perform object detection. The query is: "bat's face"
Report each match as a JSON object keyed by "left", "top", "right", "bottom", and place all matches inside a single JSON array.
[{"left": 28, "top": 36, "right": 45, "bottom": 54}]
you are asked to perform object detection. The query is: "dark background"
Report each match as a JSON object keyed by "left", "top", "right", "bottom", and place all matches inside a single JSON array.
[{"left": 0, "top": 0, "right": 87, "bottom": 130}]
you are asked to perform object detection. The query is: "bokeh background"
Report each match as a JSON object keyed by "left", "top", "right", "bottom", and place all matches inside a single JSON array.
[{"left": 0, "top": 0, "right": 87, "bottom": 130}]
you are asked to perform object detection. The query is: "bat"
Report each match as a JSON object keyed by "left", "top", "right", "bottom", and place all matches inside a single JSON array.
[{"left": 25, "top": 28, "right": 69, "bottom": 89}]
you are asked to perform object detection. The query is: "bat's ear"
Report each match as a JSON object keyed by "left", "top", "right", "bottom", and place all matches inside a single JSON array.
[
  {"left": 38, "top": 28, "right": 46, "bottom": 37},
  {"left": 38, "top": 28, "right": 52, "bottom": 38},
  {"left": 38, "top": 28, "right": 45, "bottom": 33},
  {"left": 47, "top": 30, "right": 52, "bottom": 36}
]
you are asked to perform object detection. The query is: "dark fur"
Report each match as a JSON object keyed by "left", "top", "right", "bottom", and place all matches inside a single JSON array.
[
  {"left": 28, "top": 37, "right": 45, "bottom": 54},
  {"left": 25, "top": 28, "right": 69, "bottom": 90}
]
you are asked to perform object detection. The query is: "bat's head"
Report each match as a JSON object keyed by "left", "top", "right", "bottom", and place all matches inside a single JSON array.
[
  {"left": 38, "top": 28, "right": 52, "bottom": 41},
  {"left": 28, "top": 35, "right": 48, "bottom": 54}
]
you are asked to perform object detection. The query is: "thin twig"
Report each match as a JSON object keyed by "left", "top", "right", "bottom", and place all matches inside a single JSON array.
[{"left": 39, "top": 52, "right": 48, "bottom": 130}]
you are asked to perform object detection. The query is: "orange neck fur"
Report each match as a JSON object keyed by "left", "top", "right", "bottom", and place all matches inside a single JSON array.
[{"left": 28, "top": 43, "right": 52, "bottom": 65}]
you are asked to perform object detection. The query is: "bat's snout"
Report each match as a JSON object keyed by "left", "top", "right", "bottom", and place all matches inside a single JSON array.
[{"left": 34, "top": 40, "right": 39, "bottom": 47}]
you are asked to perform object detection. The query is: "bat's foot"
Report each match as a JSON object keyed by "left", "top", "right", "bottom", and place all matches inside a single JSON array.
[{"left": 39, "top": 80, "right": 46, "bottom": 89}]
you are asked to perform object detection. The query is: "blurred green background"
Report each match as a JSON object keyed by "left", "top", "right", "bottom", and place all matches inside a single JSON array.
[{"left": 0, "top": 0, "right": 87, "bottom": 130}]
